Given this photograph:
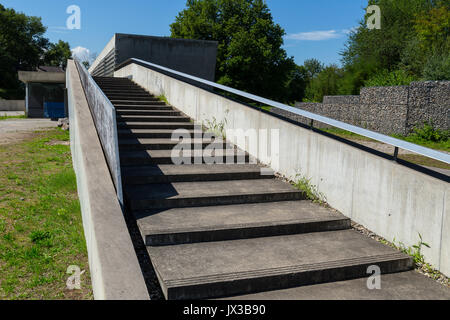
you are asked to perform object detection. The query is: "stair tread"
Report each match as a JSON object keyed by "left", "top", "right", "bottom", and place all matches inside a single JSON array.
[
  {"left": 125, "top": 179, "right": 301, "bottom": 201},
  {"left": 148, "top": 230, "right": 412, "bottom": 296},
  {"left": 119, "top": 138, "right": 226, "bottom": 145},
  {"left": 122, "top": 164, "right": 265, "bottom": 177},
  {"left": 117, "top": 115, "right": 190, "bottom": 120},
  {"left": 135, "top": 200, "right": 348, "bottom": 235},
  {"left": 121, "top": 148, "right": 246, "bottom": 156},
  {"left": 221, "top": 270, "right": 450, "bottom": 300}
]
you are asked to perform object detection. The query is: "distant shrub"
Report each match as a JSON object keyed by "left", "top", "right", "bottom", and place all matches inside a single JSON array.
[
  {"left": 422, "top": 52, "right": 450, "bottom": 81},
  {"left": 411, "top": 121, "right": 449, "bottom": 142},
  {"left": 365, "top": 69, "right": 416, "bottom": 87}
]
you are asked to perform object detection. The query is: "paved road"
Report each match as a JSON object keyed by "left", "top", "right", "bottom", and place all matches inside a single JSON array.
[{"left": 0, "top": 119, "right": 58, "bottom": 145}]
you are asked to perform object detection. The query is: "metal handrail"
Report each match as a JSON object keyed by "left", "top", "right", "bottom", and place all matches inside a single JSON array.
[
  {"left": 124, "top": 58, "right": 450, "bottom": 165},
  {"left": 75, "top": 59, "right": 124, "bottom": 204}
]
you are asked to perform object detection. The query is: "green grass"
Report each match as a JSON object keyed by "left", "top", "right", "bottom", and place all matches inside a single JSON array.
[
  {"left": 0, "top": 115, "right": 27, "bottom": 121},
  {"left": 157, "top": 95, "right": 169, "bottom": 105},
  {"left": 0, "top": 128, "right": 92, "bottom": 300},
  {"left": 292, "top": 174, "right": 326, "bottom": 205},
  {"left": 321, "top": 127, "right": 450, "bottom": 170},
  {"left": 321, "top": 127, "right": 375, "bottom": 142}
]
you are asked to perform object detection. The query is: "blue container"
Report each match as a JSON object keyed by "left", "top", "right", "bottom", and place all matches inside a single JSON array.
[{"left": 44, "top": 102, "right": 66, "bottom": 119}]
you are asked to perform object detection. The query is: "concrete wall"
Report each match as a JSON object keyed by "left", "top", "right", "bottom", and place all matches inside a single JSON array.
[
  {"left": 67, "top": 60, "right": 149, "bottom": 300},
  {"left": 0, "top": 100, "right": 25, "bottom": 111},
  {"left": 89, "top": 35, "right": 115, "bottom": 74},
  {"left": 90, "top": 33, "right": 218, "bottom": 81},
  {"left": 286, "top": 81, "right": 450, "bottom": 136},
  {"left": 116, "top": 62, "right": 450, "bottom": 277},
  {"left": 75, "top": 60, "right": 123, "bottom": 203}
]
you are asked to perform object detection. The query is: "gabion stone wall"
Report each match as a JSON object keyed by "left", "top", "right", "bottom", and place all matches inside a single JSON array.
[{"left": 271, "top": 81, "right": 449, "bottom": 136}]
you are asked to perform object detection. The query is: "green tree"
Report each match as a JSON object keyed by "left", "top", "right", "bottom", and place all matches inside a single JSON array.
[
  {"left": 285, "top": 65, "right": 308, "bottom": 104},
  {"left": 0, "top": 4, "right": 49, "bottom": 98},
  {"left": 170, "top": 0, "right": 296, "bottom": 101},
  {"left": 304, "top": 65, "right": 343, "bottom": 103},
  {"left": 303, "top": 58, "right": 324, "bottom": 79},
  {"left": 43, "top": 40, "right": 72, "bottom": 69}
]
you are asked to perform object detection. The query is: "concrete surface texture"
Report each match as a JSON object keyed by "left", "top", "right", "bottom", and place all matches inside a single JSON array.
[
  {"left": 0, "top": 100, "right": 25, "bottom": 111},
  {"left": 95, "top": 76, "right": 448, "bottom": 300},
  {"left": 115, "top": 62, "right": 450, "bottom": 278},
  {"left": 285, "top": 81, "right": 450, "bottom": 136},
  {"left": 75, "top": 60, "right": 123, "bottom": 203},
  {"left": 66, "top": 60, "right": 149, "bottom": 300},
  {"left": 90, "top": 33, "right": 218, "bottom": 81}
]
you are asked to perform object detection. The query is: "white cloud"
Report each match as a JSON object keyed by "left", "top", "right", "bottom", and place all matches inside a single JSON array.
[
  {"left": 285, "top": 29, "right": 353, "bottom": 41},
  {"left": 71, "top": 46, "right": 96, "bottom": 64}
]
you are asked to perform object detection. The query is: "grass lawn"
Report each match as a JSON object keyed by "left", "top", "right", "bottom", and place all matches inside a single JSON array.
[
  {"left": 0, "top": 115, "right": 27, "bottom": 121},
  {"left": 321, "top": 127, "right": 450, "bottom": 170},
  {"left": 0, "top": 128, "right": 92, "bottom": 300}
]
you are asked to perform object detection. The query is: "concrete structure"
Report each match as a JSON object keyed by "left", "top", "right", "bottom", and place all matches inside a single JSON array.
[
  {"left": 115, "top": 60, "right": 450, "bottom": 279},
  {"left": 66, "top": 60, "right": 149, "bottom": 300},
  {"left": 18, "top": 67, "right": 66, "bottom": 118},
  {"left": 89, "top": 33, "right": 218, "bottom": 82},
  {"left": 74, "top": 60, "right": 123, "bottom": 203},
  {"left": 0, "top": 100, "right": 25, "bottom": 111},
  {"left": 278, "top": 81, "right": 450, "bottom": 136}
]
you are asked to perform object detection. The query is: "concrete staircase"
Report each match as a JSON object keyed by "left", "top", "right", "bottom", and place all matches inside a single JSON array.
[{"left": 93, "top": 76, "right": 437, "bottom": 300}]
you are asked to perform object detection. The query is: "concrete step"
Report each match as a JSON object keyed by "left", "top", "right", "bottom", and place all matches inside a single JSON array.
[
  {"left": 111, "top": 100, "right": 162, "bottom": 105},
  {"left": 147, "top": 230, "right": 414, "bottom": 300},
  {"left": 135, "top": 200, "right": 350, "bottom": 246},
  {"left": 109, "top": 96, "right": 160, "bottom": 102},
  {"left": 99, "top": 85, "right": 142, "bottom": 90},
  {"left": 222, "top": 270, "right": 450, "bottom": 300},
  {"left": 118, "top": 138, "right": 231, "bottom": 150},
  {"left": 116, "top": 109, "right": 181, "bottom": 117},
  {"left": 122, "top": 164, "right": 273, "bottom": 185},
  {"left": 107, "top": 94, "right": 155, "bottom": 100},
  {"left": 117, "top": 122, "right": 197, "bottom": 130},
  {"left": 117, "top": 115, "right": 191, "bottom": 123},
  {"left": 114, "top": 104, "right": 169, "bottom": 110},
  {"left": 124, "top": 179, "right": 306, "bottom": 210},
  {"left": 118, "top": 129, "right": 198, "bottom": 139},
  {"left": 120, "top": 149, "right": 250, "bottom": 165}
]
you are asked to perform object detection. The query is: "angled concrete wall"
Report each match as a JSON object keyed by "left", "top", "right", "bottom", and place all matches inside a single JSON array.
[
  {"left": 116, "top": 62, "right": 450, "bottom": 277},
  {"left": 67, "top": 60, "right": 149, "bottom": 300}
]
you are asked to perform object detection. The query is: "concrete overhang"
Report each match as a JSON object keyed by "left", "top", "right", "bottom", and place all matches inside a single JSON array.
[{"left": 18, "top": 71, "right": 66, "bottom": 84}]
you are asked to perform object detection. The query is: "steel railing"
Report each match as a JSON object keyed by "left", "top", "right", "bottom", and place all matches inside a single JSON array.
[{"left": 121, "top": 58, "right": 450, "bottom": 165}]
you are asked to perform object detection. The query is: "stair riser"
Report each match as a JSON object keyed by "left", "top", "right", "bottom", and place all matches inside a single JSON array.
[
  {"left": 107, "top": 95, "right": 155, "bottom": 100},
  {"left": 109, "top": 97, "right": 160, "bottom": 101},
  {"left": 118, "top": 123, "right": 197, "bottom": 130},
  {"left": 145, "top": 219, "right": 351, "bottom": 246},
  {"left": 161, "top": 257, "right": 414, "bottom": 300},
  {"left": 117, "top": 111, "right": 181, "bottom": 116},
  {"left": 112, "top": 101, "right": 166, "bottom": 106},
  {"left": 124, "top": 171, "right": 273, "bottom": 185},
  {"left": 128, "top": 192, "right": 306, "bottom": 211},
  {"left": 118, "top": 132, "right": 195, "bottom": 139},
  {"left": 119, "top": 142, "right": 231, "bottom": 151},
  {"left": 115, "top": 105, "right": 169, "bottom": 110},
  {"left": 117, "top": 117, "right": 191, "bottom": 123},
  {"left": 120, "top": 155, "right": 251, "bottom": 166}
]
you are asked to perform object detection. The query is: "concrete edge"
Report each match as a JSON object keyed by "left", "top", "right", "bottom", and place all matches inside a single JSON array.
[{"left": 67, "top": 59, "right": 149, "bottom": 300}]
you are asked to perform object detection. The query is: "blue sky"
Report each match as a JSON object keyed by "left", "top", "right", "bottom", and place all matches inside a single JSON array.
[{"left": 2, "top": 0, "right": 368, "bottom": 66}]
